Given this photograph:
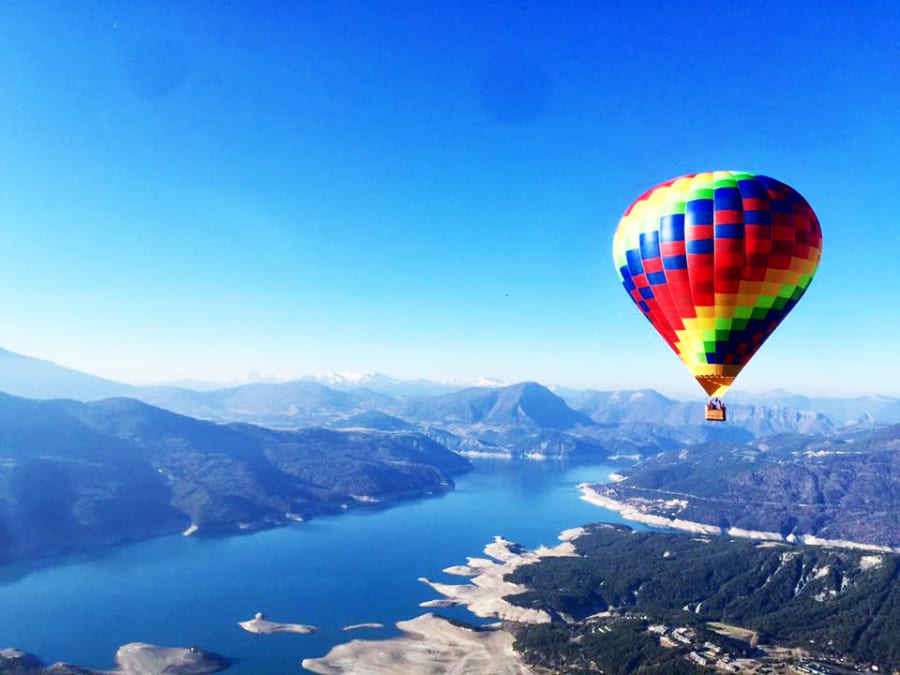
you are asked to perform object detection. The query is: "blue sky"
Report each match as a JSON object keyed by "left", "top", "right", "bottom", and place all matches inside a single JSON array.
[{"left": 1, "top": 1, "right": 898, "bottom": 397}]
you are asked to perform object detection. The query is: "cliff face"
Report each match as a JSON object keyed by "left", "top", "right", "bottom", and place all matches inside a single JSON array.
[{"left": 724, "top": 404, "right": 833, "bottom": 436}]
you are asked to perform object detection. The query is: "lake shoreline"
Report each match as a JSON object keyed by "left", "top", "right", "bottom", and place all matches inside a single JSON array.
[
  {"left": 0, "top": 469, "right": 472, "bottom": 580},
  {"left": 302, "top": 529, "right": 586, "bottom": 674},
  {"left": 578, "top": 483, "right": 900, "bottom": 554},
  {"left": 0, "top": 460, "right": 623, "bottom": 674}
]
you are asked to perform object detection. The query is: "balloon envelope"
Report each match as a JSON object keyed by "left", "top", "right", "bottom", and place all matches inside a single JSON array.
[{"left": 612, "top": 171, "right": 822, "bottom": 397}]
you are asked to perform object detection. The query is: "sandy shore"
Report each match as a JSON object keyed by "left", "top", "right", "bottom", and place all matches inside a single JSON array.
[
  {"left": 302, "top": 529, "right": 586, "bottom": 674},
  {"left": 579, "top": 483, "right": 900, "bottom": 553},
  {"left": 417, "top": 528, "right": 584, "bottom": 623},
  {"left": 578, "top": 483, "right": 722, "bottom": 536},
  {"left": 239, "top": 612, "right": 316, "bottom": 634},
  {"left": 302, "top": 613, "right": 536, "bottom": 675}
]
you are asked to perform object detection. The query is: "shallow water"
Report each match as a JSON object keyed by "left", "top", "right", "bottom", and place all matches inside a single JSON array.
[{"left": 0, "top": 460, "right": 640, "bottom": 673}]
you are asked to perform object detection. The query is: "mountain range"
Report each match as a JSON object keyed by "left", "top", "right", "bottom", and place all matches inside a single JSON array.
[
  {"left": 588, "top": 423, "right": 900, "bottom": 547},
  {"left": 301, "top": 371, "right": 506, "bottom": 398},
  {"left": 0, "top": 347, "right": 134, "bottom": 400},
  {"left": 4, "top": 345, "right": 900, "bottom": 569},
  {"left": 512, "top": 524, "right": 900, "bottom": 671},
  {"left": 3, "top": 347, "right": 900, "bottom": 467},
  {"left": 4, "top": 347, "right": 898, "bottom": 426},
  {"left": 0, "top": 392, "right": 469, "bottom": 566}
]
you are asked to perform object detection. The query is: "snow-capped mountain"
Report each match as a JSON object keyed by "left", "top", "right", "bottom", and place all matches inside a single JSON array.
[
  {"left": 438, "top": 375, "right": 506, "bottom": 388},
  {"left": 300, "top": 372, "right": 507, "bottom": 398},
  {"left": 304, "top": 371, "right": 391, "bottom": 387}
]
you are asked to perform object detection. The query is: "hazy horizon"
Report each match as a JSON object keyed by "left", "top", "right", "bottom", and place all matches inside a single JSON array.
[
  {"left": 3, "top": 344, "right": 897, "bottom": 401},
  {"left": 3, "top": 3, "right": 898, "bottom": 398}
]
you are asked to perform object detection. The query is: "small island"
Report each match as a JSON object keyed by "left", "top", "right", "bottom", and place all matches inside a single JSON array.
[
  {"left": 113, "top": 643, "right": 230, "bottom": 674},
  {"left": 238, "top": 612, "right": 317, "bottom": 635},
  {"left": 0, "top": 643, "right": 230, "bottom": 674},
  {"left": 342, "top": 623, "right": 384, "bottom": 631}
]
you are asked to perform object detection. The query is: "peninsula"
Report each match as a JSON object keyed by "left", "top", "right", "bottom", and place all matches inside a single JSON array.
[{"left": 303, "top": 529, "right": 585, "bottom": 674}]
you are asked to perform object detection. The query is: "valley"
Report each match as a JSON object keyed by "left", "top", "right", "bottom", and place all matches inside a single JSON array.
[{"left": 2, "top": 347, "right": 900, "bottom": 673}]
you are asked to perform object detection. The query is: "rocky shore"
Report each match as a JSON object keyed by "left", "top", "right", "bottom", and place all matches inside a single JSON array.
[
  {"left": 0, "top": 643, "right": 230, "bottom": 675},
  {"left": 302, "top": 613, "right": 534, "bottom": 675}
]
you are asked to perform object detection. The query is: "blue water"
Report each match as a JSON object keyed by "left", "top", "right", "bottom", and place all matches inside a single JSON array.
[{"left": 0, "top": 460, "right": 638, "bottom": 673}]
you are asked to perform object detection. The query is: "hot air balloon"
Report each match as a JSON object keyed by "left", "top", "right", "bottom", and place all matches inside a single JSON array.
[{"left": 612, "top": 171, "right": 822, "bottom": 421}]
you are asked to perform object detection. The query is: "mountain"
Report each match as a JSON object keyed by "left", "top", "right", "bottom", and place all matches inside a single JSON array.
[
  {"left": 0, "top": 393, "right": 469, "bottom": 566},
  {"left": 727, "top": 390, "right": 900, "bottom": 425},
  {"left": 134, "top": 380, "right": 393, "bottom": 427},
  {"left": 3, "top": 346, "right": 897, "bottom": 459},
  {"left": 302, "top": 371, "right": 428, "bottom": 397},
  {"left": 130, "top": 384, "right": 900, "bottom": 431},
  {"left": 588, "top": 424, "right": 900, "bottom": 547},
  {"left": 302, "top": 371, "right": 504, "bottom": 399},
  {"left": 558, "top": 388, "right": 835, "bottom": 436},
  {"left": 561, "top": 389, "right": 705, "bottom": 428},
  {"left": 0, "top": 347, "right": 134, "bottom": 400},
  {"left": 511, "top": 524, "right": 900, "bottom": 672},
  {"left": 332, "top": 410, "right": 415, "bottom": 431},
  {"left": 147, "top": 379, "right": 826, "bottom": 461},
  {"left": 392, "top": 383, "right": 647, "bottom": 461},
  {"left": 400, "top": 382, "right": 593, "bottom": 430},
  {"left": 133, "top": 378, "right": 875, "bottom": 462}
]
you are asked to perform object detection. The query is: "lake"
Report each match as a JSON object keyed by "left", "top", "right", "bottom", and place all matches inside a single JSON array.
[{"left": 0, "top": 460, "right": 640, "bottom": 673}]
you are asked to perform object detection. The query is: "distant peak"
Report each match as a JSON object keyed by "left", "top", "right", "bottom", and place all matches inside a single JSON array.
[
  {"left": 307, "top": 371, "right": 386, "bottom": 386},
  {"left": 439, "top": 375, "right": 506, "bottom": 388},
  {"left": 511, "top": 381, "right": 548, "bottom": 392}
]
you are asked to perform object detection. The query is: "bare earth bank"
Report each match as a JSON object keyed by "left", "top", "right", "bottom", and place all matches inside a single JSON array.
[{"left": 302, "top": 528, "right": 584, "bottom": 675}]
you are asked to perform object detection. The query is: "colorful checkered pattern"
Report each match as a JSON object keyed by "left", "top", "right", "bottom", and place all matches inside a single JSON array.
[{"left": 612, "top": 172, "right": 822, "bottom": 397}]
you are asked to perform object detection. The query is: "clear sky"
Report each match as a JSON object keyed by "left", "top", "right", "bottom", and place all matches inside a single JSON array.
[{"left": 1, "top": 1, "right": 898, "bottom": 397}]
